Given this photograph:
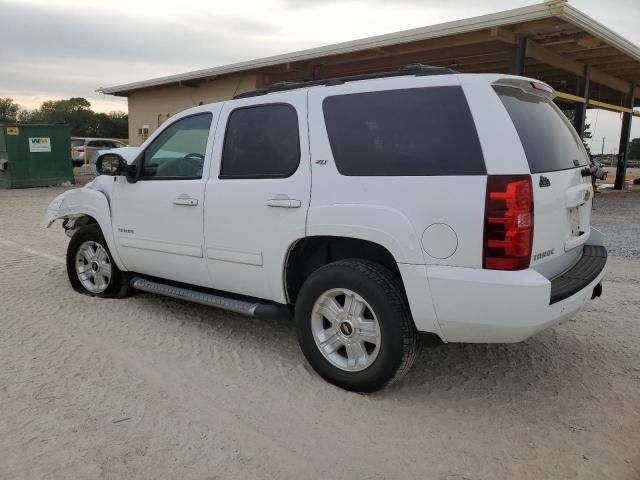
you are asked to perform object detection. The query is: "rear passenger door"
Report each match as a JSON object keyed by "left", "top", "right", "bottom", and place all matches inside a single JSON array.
[{"left": 204, "top": 91, "right": 311, "bottom": 302}]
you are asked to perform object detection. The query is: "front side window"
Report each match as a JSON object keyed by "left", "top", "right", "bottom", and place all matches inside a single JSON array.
[
  {"left": 141, "top": 113, "right": 213, "bottom": 180},
  {"left": 322, "top": 86, "right": 485, "bottom": 176},
  {"left": 220, "top": 104, "right": 300, "bottom": 179}
]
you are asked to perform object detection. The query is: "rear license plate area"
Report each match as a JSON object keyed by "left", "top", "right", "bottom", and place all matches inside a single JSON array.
[{"left": 569, "top": 207, "right": 581, "bottom": 236}]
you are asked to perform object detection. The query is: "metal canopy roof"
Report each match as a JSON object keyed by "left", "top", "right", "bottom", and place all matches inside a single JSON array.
[{"left": 98, "top": 1, "right": 640, "bottom": 109}]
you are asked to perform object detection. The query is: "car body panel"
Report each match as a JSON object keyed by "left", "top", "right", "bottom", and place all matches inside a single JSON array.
[{"left": 44, "top": 178, "right": 126, "bottom": 270}]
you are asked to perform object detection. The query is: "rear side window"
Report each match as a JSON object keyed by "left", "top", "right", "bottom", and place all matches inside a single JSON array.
[
  {"left": 322, "top": 86, "right": 485, "bottom": 176},
  {"left": 220, "top": 104, "right": 300, "bottom": 179},
  {"left": 495, "top": 86, "right": 588, "bottom": 173}
]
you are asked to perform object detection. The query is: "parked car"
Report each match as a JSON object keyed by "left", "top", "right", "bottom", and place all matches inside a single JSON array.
[
  {"left": 46, "top": 66, "right": 607, "bottom": 392},
  {"left": 71, "top": 138, "right": 127, "bottom": 168},
  {"left": 626, "top": 159, "right": 640, "bottom": 168}
]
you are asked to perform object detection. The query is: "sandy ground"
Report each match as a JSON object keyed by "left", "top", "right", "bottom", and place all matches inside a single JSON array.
[{"left": 0, "top": 185, "right": 639, "bottom": 480}]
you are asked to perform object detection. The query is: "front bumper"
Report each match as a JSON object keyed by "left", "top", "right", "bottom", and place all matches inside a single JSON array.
[{"left": 425, "top": 245, "right": 607, "bottom": 343}]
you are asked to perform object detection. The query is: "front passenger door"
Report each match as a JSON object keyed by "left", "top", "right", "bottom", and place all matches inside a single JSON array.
[{"left": 112, "top": 110, "right": 218, "bottom": 288}]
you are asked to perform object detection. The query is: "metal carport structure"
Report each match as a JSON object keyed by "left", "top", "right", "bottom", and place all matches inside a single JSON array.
[{"left": 100, "top": 0, "right": 639, "bottom": 188}]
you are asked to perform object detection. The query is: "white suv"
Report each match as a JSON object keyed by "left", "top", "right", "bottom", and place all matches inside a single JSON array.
[{"left": 45, "top": 65, "right": 607, "bottom": 392}]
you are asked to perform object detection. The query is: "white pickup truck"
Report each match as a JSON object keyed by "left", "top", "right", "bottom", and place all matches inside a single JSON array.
[{"left": 45, "top": 65, "right": 607, "bottom": 392}]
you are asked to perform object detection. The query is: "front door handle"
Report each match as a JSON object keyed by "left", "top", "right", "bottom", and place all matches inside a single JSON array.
[
  {"left": 266, "top": 195, "right": 301, "bottom": 208},
  {"left": 174, "top": 194, "right": 198, "bottom": 206}
]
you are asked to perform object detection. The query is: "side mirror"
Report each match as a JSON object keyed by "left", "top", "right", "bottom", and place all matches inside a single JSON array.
[{"left": 96, "top": 153, "right": 132, "bottom": 176}]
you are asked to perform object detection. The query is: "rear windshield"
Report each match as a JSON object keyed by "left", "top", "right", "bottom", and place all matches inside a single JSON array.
[
  {"left": 71, "top": 139, "right": 84, "bottom": 147},
  {"left": 494, "top": 86, "right": 588, "bottom": 173},
  {"left": 322, "top": 86, "right": 485, "bottom": 176}
]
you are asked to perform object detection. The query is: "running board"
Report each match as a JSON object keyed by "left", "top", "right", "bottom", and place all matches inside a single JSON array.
[{"left": 130, "top": 277, "right": 288, "bottom": 319}]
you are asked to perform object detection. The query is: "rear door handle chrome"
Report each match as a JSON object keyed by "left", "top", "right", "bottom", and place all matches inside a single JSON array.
[
  {"left": 174, "top": 194, "right": 198, "bottom": 206},
  {"left": 266, "top": 195, "right": 301, "bottom": 208}
]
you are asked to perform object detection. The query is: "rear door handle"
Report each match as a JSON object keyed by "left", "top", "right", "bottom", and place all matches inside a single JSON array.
[
  {"left": 174, "top": 195, "right": 198, "bottom": 206},
  {"left": 266, "top": 195, "right": 301, "bottom": 208}
]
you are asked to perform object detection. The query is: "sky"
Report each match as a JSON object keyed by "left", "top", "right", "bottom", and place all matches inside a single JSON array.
[{"left": 0, "top": 0, "right": 638, "bottom": 151}]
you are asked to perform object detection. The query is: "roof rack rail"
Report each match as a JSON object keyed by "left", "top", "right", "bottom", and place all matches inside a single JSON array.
[{"left": 233, "top": 64, "right": 457, "bottom": 99}]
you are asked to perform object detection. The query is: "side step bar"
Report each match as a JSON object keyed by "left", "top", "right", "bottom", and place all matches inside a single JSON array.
[{"left": 130, "top": 277, "right": 288, "bottom": 319}]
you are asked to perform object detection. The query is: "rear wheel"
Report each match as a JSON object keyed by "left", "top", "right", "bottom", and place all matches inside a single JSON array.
[
  {"left": 295, "top": 259, "right": 418, "bottom": 392},
  {"left": 66, "top": 224, "right": 131, "bottom": 298}
]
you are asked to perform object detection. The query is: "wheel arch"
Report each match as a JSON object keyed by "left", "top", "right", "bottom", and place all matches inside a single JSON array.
[
  {"left": 283, "top": 235, "right": 445, "bottom": 339},
  {"left": 283, "top": 235, "right": 401, "bottom": 305},
  {"left": 45, "top": 188, "right": 126, "bottom": 270}
]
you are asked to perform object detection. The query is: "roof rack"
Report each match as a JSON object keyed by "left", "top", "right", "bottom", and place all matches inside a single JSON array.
[{"left": 233, "top": 64, "right": 457, "bottom": 99}]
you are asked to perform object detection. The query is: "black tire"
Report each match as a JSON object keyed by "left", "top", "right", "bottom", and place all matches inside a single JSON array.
[
  {"left": 66, "top": 224, "right": 131, "bottom": 298},
  {"left": 295, "top": 259, "right": 418, "bottom": 392}
]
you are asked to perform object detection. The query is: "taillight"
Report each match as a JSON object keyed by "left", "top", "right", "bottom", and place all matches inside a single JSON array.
[
  {"left": 483, "top": 175, "right": 533, "bottom": 270},
  {"left": 75, "top": 146, "right": 85, "bottom": 152}
]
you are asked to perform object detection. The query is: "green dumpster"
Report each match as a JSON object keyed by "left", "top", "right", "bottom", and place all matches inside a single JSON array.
[{"left": 0, "top": 123, "right": 74, "bottom": 188}]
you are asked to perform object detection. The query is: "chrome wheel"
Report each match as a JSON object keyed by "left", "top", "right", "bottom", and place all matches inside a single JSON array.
[
  {"left": 75, "top": 241, "right": 112, "bottom": 293},
  {"left": 311, "top": 288, "right": 381, "bottom": 372}
]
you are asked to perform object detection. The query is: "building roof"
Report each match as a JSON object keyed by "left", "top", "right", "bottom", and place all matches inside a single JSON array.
[{"left": 98, "top": 1, "right": 640, "bottom": 107}]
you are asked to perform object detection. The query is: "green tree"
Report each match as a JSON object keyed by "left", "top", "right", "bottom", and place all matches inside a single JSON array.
[
  {"left": 25, "top": 97, "right": 128, "bottom": 138},
  {"left": 0, "top": 98, "right": 20, "bottom": 122},
  {"left": 33, "top": 97, "right": 96, "bottom": 136},
  {"left": 16, "top": 109, "right": 35, "bottom": 123},
  {"left": 629, "top": 138, "right": 640, "bottom": 160},
  {"left": 95, "top": 111, "right": 128, "bottom": 138}
]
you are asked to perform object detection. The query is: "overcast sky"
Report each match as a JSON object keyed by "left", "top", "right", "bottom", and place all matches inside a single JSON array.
[{"left": 0, "top": 0, "right": 638, "bottom": 151}]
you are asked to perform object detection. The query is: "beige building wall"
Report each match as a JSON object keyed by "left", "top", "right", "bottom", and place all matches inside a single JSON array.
[{"left": 127, "top": 74, "right": 257, "bottom": 146}]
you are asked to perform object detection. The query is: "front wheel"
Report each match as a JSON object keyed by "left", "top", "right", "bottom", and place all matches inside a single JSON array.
[
  {"left": 295, "top": 259, "right": 418, "bottom": 392},
  {"left": 66, "top": 224, "right": 131, "bottom": 298}
]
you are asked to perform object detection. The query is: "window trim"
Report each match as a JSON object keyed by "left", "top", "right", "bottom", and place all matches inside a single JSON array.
[
  {"left": 138, "top": 112, "right": 213, "bottom": 182},
  {"left": 218, "top": 103, "right": 301, "bottom": 180},
  {"left": 321, "top": 86, "right": 486, "bottom": 177}
]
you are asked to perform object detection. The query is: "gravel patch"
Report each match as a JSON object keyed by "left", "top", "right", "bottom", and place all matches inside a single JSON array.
[
  {"left": 592, "top": 189, "right": 640, "bottom": 257},
  {"left": 0, "top": 186, "right": 638, "bottom": 480}
]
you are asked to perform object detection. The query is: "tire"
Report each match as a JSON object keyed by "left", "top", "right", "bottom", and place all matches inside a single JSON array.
[
  {"left": 66, "top": 224, "right": 131, "bottom": 298},
  {"left": 295, "top": 259, "right": 418, "bottom": 392}
]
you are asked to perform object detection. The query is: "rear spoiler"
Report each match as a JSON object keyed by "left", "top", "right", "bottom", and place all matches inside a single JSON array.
[{"left": 492, "top": 76, "right": 556, "bottom": 101}]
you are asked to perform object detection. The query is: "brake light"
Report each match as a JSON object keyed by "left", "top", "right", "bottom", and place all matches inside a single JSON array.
[
  {"left": 483, "top": 175, "right": 533, "bottom": 270},
  {"left": 530, "top": 81, "right": 554, "bottom": 94},
  {"left": 74, "top": 146, "right": 85, "bottom": 152}
]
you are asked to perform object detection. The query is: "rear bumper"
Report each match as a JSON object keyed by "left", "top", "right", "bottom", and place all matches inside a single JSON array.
[
  {"left": 424, "top": 245, "right": 607, "bottom": 343},
  {"left": 550, "top": 245, "right": 607, "bottom": 304}
]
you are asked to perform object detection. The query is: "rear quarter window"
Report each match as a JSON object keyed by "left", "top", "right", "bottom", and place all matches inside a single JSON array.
[
  {"left": 494, "top": 86, "right": 588, "bottom": 173},
  {"left": 322, "top": 86, "right": 485, "bottom": 176}
]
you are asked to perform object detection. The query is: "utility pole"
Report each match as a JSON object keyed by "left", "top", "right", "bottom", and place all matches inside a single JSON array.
[{"left": 601, "top": 137, "right": 605, "bottom": 158}]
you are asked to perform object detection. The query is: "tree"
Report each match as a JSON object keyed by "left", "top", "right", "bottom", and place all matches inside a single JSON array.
[
  {"left": 19, "top": 97, "right": 128, "bottom": 138},
  {"left": 629, "top": 138, "right": 640, "bottom": 160},
  {"left": 0, "top": 98, "right": 20, "bottom": 122},
  {"left": 32, "top": 97, "right": 96, "bottom": 136},
  {"left": 16, "top": 109, "right": 35, "bottom": 123},
  {"left": 94, "top": 111, "right": 128, "bottom": 138}
]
